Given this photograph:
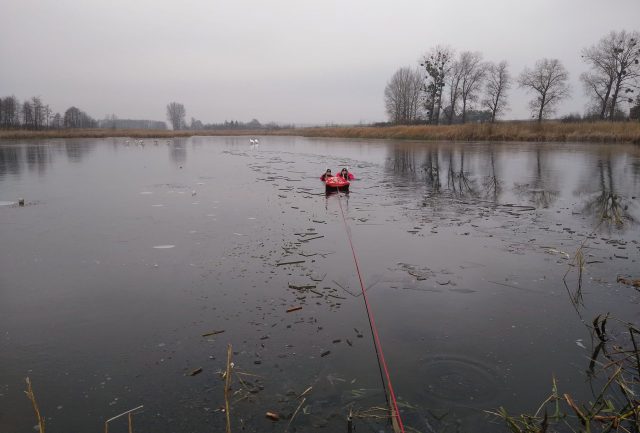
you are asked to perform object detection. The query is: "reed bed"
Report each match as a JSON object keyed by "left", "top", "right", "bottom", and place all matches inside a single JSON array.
[
  {"left": 1, "top": 121, "right": 640, "bottom": 143},
  {"left": 295, "top": 122, "right": 640, "bottom": 144}
]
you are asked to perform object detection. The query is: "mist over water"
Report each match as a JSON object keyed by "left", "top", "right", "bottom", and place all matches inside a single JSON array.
[{"left": 1, "top": 137, "right": 639, "bottom": 432}]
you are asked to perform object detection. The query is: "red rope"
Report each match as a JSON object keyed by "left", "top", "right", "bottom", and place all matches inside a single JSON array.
[{"left": 335, "top": 190, "right": 406, "bottom": 433}]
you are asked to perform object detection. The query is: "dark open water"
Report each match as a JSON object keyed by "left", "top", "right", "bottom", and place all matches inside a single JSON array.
[{"left": 1, "top": 136, "right": 639, "bottom": 433}]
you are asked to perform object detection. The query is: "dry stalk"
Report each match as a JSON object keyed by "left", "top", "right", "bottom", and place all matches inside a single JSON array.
[
  {"left": 104, "top": 405, "right": 144, "bottom": 433},
  {"left": 224, "top": 343, "right": 232, "bottom": 433},
  {"left": 286, "top": 397, "right": 306, "bottom": 432},
  {"left": 24, "top": 377, "right": 45, "bottom": 433}
]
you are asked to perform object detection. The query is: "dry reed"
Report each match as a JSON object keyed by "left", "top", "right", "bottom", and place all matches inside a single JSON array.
[
  {"left": 103, "top": 405, "right": 143, "bottom": 433},
  {"left": 224, "top": 343, "right": 232, "bottom": 433},
  {"left": 2, "top": 121, "right": 640, "bottom": 143},
  {"left": 24, "top": 377, "right": 45, "bottom": 433}
]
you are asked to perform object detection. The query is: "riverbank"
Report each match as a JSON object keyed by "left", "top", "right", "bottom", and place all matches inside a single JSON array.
[{"left": 1, "top": 121, "right": 639, "bottom": 143}]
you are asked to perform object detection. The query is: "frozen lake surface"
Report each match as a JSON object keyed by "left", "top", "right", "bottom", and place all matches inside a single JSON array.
[{"left": 1, "top": 136, "right": 639, "bottom": 432}]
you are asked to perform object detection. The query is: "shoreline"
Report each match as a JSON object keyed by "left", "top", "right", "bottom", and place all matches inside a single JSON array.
[{"left": 1, "top": 121, "right": 639, "bottom": 144}]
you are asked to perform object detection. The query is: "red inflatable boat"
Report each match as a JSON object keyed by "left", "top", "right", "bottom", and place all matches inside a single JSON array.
[{"left": 324, "top": 176, "right": 350, "bottom": 191}]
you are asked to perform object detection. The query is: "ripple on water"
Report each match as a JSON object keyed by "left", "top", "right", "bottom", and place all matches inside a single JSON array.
[{"left": 418, "top": 354, "right": 504, "bottom": 406}]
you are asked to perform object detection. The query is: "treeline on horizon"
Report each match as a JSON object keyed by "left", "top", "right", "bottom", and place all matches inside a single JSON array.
[
  {"left": 0, "top": 95, "right": 291, "bottom": 132},
  {"left": 164, "top": 101, "right": 293, "bottom": 131},
  {"left": 0, "top": 96, "right": 170, "bottom": 131},
  {"left": 0, "top": 96, "right": 99, "bottom": 130},
  {"left": 384, "top": 29, "right": 640, "bottom": 125}
]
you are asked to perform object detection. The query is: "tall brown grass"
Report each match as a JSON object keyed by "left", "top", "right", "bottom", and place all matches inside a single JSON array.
[
  {"left": 1, "top": 121, "right": 639, "bottom": 143},
  {"left": 295, "top": 121, "right": 640, "bottom": 144}
]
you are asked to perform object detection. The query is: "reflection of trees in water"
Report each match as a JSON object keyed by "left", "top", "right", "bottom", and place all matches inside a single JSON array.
[
  {"left": 0, "top": 141, "right": 98, "bottom": 177},
  {"left": 26, "top": 145, "right": 52, "bottom": 175},
  {"left": 446, "top": 149, "right": 477, "bottom": 198},
  {"left": 63, "top": 140, "right": 95, "bottom": 163},
  {"left": 169, "top": 139, "right": 188, "bottom": 165},
  {"left": 0, "top": 146, "right": 21, "bottom": 176},
  {"left": 391, "top": 148, "right": 417, "bottom": 178},
  {"left": 514, "top": 147, "right": 559, "bottom": 208},
  {"left": 387, "top": 146, "right": 497, "bottom": 198},
  {"left": 582, "top": 156, "right": 634, "bottom": 228},
  {"left": 482, "top": 145, "right": 501, "bottom": 202},
  {"left": 423, "top": 150, "right": 441, "bottom": 193}
]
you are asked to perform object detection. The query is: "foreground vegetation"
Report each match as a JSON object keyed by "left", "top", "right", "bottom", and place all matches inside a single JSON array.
[
  {"left": 1, "top": 121, "right": 640, "bottom": 144},
  {"left": 489, "top": 314, "right": 640, "bottom": 432}
]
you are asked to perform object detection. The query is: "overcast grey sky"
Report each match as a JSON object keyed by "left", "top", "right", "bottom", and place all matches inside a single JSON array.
[{"left": 1, "top": 0, "right": 639, "bottom": 125}]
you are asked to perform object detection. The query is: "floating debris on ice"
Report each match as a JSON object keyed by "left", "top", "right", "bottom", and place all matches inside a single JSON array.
[{"left": 153, "top": 245, "right": 175, "bottom": 249}]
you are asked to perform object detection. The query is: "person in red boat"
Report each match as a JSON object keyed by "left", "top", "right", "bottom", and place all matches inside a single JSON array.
[
  {"left": 337, "top": 167, "right": 354, "bottom": 180},
  {"left": 320, "top": 168, "right": 333, "bottom": 181}
]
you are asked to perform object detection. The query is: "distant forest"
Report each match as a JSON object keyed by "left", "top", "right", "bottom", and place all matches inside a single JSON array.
[
  {"left": 0, "top": 95, "right": 289, "bottom": 132},
  {"left": 0, "top": 95, "right": 168, "bottom": 131},
  {"left": 164, "top": 101, "right": 292, "bottom": 131},
  {"left": 0, "top": 96, "right": 99, "bottom": 130}
]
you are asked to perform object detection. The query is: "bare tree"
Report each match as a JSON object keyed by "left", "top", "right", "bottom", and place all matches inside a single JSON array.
[
  {"left": 458, "top": 52, "right": 487, "bottom": 123},
  {"left": 44, "top": 105, "right": 52, "bottom": 128},
  {"left": 22, "top": 101, "right": 33, "bottom": 129},
  {"left": 31, "top": 97, "right": 44, "bottom": 130},
  {"left": 420, "top": 46, "right": 455, "bottom": 125},
  {"left": 483, "top": 61, "right": 511, "bottom": 122},
  {"left": 63, "top": 106, "right": 96, "bottom": 128},
  {"left": 1, "top": 96, "right": 20, "bottom": 128},
  {"left": 518, "top": 58, "right": 570, "bottom": 122},
  {"left": 580, "top": 70, "right": 612, "bottom": 118},
  {"left": 444, "top": 60, "right": 463, "bottom": 124},
  {"left": 51, "top": 113, "right": 62, "bottom": 129},
  {"left": 64, "top": 107, "right": 81, "bottom": 128},
  {"left": 384, "top": 67, "right": 423, "bottom": 124},
  {"left": 166, "top": 102, "right": 186, "bottom": 130},
  {"left": 581, "top": 30, "right": 640, "bottom": 120}
]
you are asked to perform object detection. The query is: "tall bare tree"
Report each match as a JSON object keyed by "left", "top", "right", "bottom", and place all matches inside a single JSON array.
[
  {"left": 22, "top": 101, "right": 33, "bottom": 129},
  {"left": 31, "top": 97, "right": 44, "bottom": 130},
  {"left": 420, "top": 46, "right": 455, "bottom": 125},
  {"left": 384, "top": 67, "right": 423, "bottom": 124},
  {"left": 51, "top": 113, "right": 62, "bottom": 129},
  {"left": 1, "top": 96, "right": 20, "bottom": 128},
  {"left": 518, "top": 58, "right": 570, "bottom": 122},
  {"left": 44, "top": 105, "right": 52, "bottom": 128},
  {"left": 581, "top": 30, "right": 640, "bottom": 120},
  {"left": 458, "top": 51, "right": 487, "bottom": 123},
  {"left": 483, "top": 61, "right": 511, "bottom": 122},
  {"left": 166, "top": 102, "right": 186, "bottom": 130},
  {"left": 445, "top": 60, "right": 463, "bottom": 124}
]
